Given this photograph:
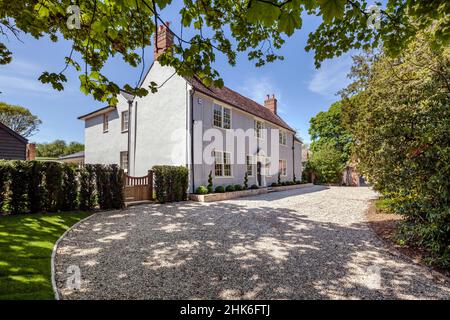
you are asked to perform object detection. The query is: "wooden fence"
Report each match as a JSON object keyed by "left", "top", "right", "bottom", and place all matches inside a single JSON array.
[{"left": 123, "top": 170, "right": 153, "bottom": 202}]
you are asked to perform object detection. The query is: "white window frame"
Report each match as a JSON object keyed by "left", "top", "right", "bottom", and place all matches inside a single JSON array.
[
  {"left": 246, "top": 155, "right": 255, "bottom": 177},
  {"left": 279, "top": 130, "right": 287, "bottom": 146},
  {"left": 254, "top": 119, "right": 265, "bottom": 140},
  {"left": 121, "top": 111, "right": 129, "bottom": 132},
  {"left": 103, "top": 113, "right": 109, "bottom": 133},
  {"left": 264, "top": 157, "right": 272, "bottom": 176},
  {"left": 214, "top": 150, "right": 233, "bottom": 177},
  {"left": 120, "top": 151, "right": 128, "bottom": 172},
  {"left": 279, "top": 159, "right": 287, "bottom": 176},
  {"left": 213, "top": 103, "right": 232, "bottom": 129}
]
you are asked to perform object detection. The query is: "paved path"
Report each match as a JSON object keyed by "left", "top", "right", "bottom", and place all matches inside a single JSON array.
[{"left": 54, "top": 186, "right": 450, "bottom": 299}]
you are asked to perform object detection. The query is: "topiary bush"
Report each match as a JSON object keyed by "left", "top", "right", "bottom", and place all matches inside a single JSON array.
[
  {"left": 250, "top": 184, "right": 259, "bottom": 190},
  {"left": 244, "top": 172, "right": 248, "bottom": 189},
  {"left": 234, "top": 184, "right": 243, "bottom": 191},
  {"left": 225, "top": 185, "right": 235, "bottom": 192},
  {"left": 196, "top": 186, "right": 208, "bottom": 194},
  {"left": 207, "top": 171, "right": 214, "bottom": 193},
  {"left": 215, "top": 185, "right": 225, "bottom": 193},
  {"left": 153, "top": 165, "right": 189, "bottom": 203}
]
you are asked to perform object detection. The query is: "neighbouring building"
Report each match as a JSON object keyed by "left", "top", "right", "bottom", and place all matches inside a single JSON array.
[
  {"left": 59, "top": 151, "right": 85, "bottom": 167},
  {"left": 0, "top": 121, "right": 35, "bottom": 160},
  {"left": 79, "top": 23, "right": 302, "bottom": 192}
]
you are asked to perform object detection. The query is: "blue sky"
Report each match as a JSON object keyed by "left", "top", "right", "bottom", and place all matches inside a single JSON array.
[{"left": 0, "top": 5, "right": 355, "bottom": 144}]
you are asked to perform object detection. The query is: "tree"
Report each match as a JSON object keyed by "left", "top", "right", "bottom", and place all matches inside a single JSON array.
[
  {"left": 309, "top": 101, "right": 354, "bottom": 164},
  {"left": 341, "top": 34, "right": 450, "bottom": 266},
  {"left": 0, "top": 102, "right": 42, "bottom": 137},
  {"left": 1, "top": 1, "right": 447, "bottom": 104},
  {"left": 36, "top": 140, "right": 84, "bottom": 158},
  {"left": 308, "top": 141, "right": 344, "bottom": 184}
]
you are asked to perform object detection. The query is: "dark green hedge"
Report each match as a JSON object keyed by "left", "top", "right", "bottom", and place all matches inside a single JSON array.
[
  {"left": 153, "top": 165, "right": 189, "bottom": 203},
  {"left": 0, "top": 161, "right": 124, "bottom": 215}
]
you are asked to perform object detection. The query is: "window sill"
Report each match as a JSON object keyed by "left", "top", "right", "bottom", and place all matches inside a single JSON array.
[
  {"left": 121, "top": 130, "right": 129, "bottom": 133},
  {"left": 103, "top": 130, "right": 109, "bottom": 133},
  {"left": 215, "top": 176, "right": 234, "bottom": 178}
]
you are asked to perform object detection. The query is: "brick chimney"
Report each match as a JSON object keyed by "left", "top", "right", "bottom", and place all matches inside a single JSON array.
[
  {"left": 154, "top": 22, "right": 174, "bottom": 61},
  {"left": 26, "top": 143, "right": 36, "bottom": 160},
  {"left": 264, "top": 94, "right": 277, "bottom": 114}
]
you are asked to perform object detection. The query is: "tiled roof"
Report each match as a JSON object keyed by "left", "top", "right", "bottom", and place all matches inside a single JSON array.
[
  {"left": 186, "top": 76, "right": 296, "bottom": 132},
  {"left": 59, "top": 151, "right": 85, "bottom": 160}
]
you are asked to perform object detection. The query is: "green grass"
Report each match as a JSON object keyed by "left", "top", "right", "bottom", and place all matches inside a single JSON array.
[{"left": 0, "top": 211, "right": 92, "bottom": 300}]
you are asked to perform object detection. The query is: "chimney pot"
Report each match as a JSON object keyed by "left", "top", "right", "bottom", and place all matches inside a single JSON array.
[
  {"left": 154, "top": 22, "right": 174, "bottom": 61},
  {"left": 264, "top": 94, "right": 277, "bottom": 114}
]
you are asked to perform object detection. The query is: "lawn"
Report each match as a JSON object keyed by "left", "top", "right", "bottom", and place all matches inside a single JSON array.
[{"left": 0, "top": 212, "right": 92, "bottom": 300}]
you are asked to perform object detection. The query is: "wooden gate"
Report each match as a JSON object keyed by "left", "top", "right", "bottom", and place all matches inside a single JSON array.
[{"left": 123, "top": 170, "right": 153, "bottom": 202}]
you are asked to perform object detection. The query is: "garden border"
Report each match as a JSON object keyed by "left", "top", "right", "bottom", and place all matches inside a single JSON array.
[{"left": 51, "top": 211, "right": 100, "bottom": 300}]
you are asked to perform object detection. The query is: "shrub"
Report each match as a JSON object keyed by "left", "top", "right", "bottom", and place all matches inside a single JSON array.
[
  {"left": 196, "top": 186, "right": 208, "bottom": 194},
  {"left": 79, "top": 165, "right": 96, "bottom": 210},
  {"left": 250, "top": 184, "right": 259, "bottom": 190},
  {"left": 0, "top": 161, "right": 10, "bottom": 213},
  {"left": 234, "top": 184, "right": 243, "bottom": 191},
  {"left": 61, "top": 164, "right": 78, "bottom": 211},
  {"left": 244, "top": 172, "right": 248, "bottom": 189},
  {"left": 109, "top": 164, "right": 124, "bottom": 209},
  {"left": 153, "top": 165, "right": 189, "bottom": 203},
  {"left": 281, "top": 181, "right": 287, "bottom": 186},
  {"left": 215, "top": 186, "right": 225, "bottom": 193},
  {"left": 9, "top": 161, "right": 30, "bottom": 214},
  {"left": 94, "top": 164, "right": 112, "bottom": 210},
  {"left": 207, "top": 171, "right": 214, "bottom": 193},
  {"left": 277, "top": 172, "right": 281, "bottom": 185},
  {"left": 271, "top": 182, "right": 279, "bottom": 187},
  {"left": 43, "top": 162, "right": 63, "bottom": 212},
  {"left": 225, "top": 185, "right": 235, "bottom": 192},
  {"left": 28, "top": 161, "right": 44, "bottom": 213}
]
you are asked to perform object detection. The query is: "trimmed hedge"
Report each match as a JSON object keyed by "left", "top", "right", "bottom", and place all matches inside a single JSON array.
[
  {"left": 0, "top": 161, "right": 124, "bottom": 214},
  {"left": 196, "top": 186, "right": 208, "bottom": 194},
  {"left": 225, "top": 185, "right": 235, "bottom": 192},
  {"left": 153, "top": 165, "right": 189, "bottom": 203}
]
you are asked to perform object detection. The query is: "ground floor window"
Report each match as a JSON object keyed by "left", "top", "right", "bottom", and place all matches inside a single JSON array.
[
  {"left": 214, "top": 150, "right": 232, "bottom": 177},
  {"left": 120, "top": 151, "right": 128, "bottom": 172},
  {"left": 279, "top": 159, "right": 287, "bottom": 176},
  {"left": 246, "top": 155, "right": 255, "bottom": 176}
]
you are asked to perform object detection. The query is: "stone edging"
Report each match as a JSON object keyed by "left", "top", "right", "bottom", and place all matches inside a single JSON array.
[
  {"left": 51, "top": 212, "right": 99, "bottom": 300},
  {"left": 189, "top": 183, "right": 314, "bottom": 202}
]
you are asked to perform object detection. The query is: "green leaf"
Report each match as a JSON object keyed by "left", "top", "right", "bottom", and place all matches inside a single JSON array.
[
  {"left": 278, "top": 11, "right": 301, "bottom": 36},
  {"left": 247, "top": 1, "right": 281, "bottom": 27},
  {"left": 317, "top": 0, "right": 346, "bottom": 22}
]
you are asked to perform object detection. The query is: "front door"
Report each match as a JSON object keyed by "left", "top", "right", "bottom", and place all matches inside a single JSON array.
[{"left": 257, "top": 161, "right": 262, "bottom": 186}]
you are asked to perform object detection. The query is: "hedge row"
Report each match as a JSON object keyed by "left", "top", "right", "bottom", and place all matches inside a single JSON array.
[
  {"left": 153, "top": 165, "right": 189, "bottom": 203},
  {"left": 0, "top": 161, "right": 124, "bottom": 214}
]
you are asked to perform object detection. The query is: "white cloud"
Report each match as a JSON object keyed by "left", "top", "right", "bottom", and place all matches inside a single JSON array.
[
  {"left": 239, "top": 76, "right": 288, "bottom": 113},
  {"left": 307, "top": 54, "right": 352, "bottom": 100}
]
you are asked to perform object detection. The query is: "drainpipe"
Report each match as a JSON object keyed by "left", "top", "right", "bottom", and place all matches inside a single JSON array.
[
  {"left": 189, "top": 87, "right": 196, "bottom": 193},
  {"left": 133, "top": 101, "right": 138, "bottom": 173},
  {"left": 292, "top": 135, "right": 295, "bottom": 180},
  {"left": 127, "top": 99, "right": 132, "bottom": 174}
]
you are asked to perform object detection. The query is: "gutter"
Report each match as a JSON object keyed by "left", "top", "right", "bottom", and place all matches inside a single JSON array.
[{"left": 127, "top": 99, "right": 132, "bottom": 174}]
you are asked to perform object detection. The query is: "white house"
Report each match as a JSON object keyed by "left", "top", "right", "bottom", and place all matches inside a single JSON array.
[{"left": 79, "top": 23, "right": 302, "bottom": 193}]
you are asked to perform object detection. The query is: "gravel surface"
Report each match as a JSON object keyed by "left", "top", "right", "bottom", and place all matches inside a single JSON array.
[{"left": 54, "top": 186, "right": 450, "bottom": 299}]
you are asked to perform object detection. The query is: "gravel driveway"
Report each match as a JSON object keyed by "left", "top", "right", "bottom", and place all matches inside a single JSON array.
[{"left": 54, "top": 186, "right": 450, "bottom": 299}]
